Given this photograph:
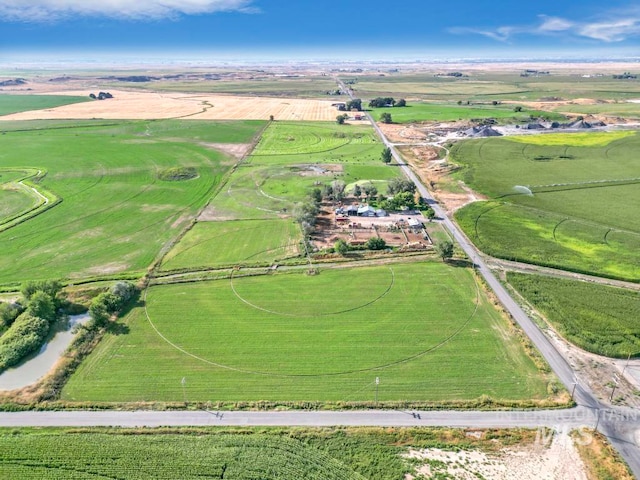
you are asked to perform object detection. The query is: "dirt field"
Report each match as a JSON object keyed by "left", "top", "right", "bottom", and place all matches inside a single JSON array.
[
  {"left": 0, "top": 89, "right": 340, "bottom": 121},
  {"left": 312, "top": 201, "right": 430, "bottom": 251},
  {"left": 405, "top": 430, "right": 588, "bottom": 480}
]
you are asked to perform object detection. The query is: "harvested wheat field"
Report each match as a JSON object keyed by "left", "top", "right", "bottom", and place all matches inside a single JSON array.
[{"left": 0, "top": 90, "right": 339, "bottom": 121}]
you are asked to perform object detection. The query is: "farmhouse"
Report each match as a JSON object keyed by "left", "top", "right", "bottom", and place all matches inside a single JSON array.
[
  {"left": 346, "top": 205, "right": 358, "bottom": 216},
  {"left": 357, "top": 205, "right": 377, "bottom": 217}
]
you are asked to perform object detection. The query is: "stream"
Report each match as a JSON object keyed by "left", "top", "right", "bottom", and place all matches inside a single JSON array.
[{"left": 0, "top": 313, "right": 90, "bottom": 391}]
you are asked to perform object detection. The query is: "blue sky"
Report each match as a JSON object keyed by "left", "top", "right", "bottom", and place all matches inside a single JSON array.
[{"left": 0, "top": 0, "right": 639, "bottom": 60}]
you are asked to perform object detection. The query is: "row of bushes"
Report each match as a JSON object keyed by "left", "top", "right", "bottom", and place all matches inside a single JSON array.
[{"left": 88, "top": 281, "right": 137, "bottom": 328}]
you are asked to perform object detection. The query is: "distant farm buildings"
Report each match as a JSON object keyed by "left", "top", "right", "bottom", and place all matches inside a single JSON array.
[{"left": 89, "top": 91, "right": 113, "bottom": 100}]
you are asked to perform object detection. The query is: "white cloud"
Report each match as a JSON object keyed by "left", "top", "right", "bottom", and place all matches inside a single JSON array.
[
  {"left": 451, "top": 7, "right": 640, "bottom": 43},
  {"left": 537, "top": 16, "right": 574, "bottom": 33},
  {"left": 0, "top": 0, "right": 258, "bottom": 22},
  {"left": 578, "top": 19, "right": 640, "bottom": 42},
  {"left": 448, "top": 26, "right": 518, "bottom": 42}
]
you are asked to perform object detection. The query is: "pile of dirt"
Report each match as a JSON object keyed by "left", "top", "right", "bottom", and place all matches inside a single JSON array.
[{"left": 463, "top": 125, "right": 503, "bottom": 137}]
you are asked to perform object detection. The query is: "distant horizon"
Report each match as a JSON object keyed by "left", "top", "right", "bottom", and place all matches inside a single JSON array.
[{"left": 2, "top": 50, "right": 640, "bottom": 69}]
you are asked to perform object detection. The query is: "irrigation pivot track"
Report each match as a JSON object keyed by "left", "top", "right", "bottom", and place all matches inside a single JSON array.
[{"left": 333, "top": 77, "right": 640, "bottom": 477}]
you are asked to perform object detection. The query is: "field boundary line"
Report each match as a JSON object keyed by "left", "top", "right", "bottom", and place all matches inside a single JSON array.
[{"left": 228, "top": 267, "right": 395, "bottom": 318}]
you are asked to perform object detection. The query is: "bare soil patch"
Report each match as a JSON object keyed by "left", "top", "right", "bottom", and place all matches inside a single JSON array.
[
  {"left": 397, "top": 146, "right": 486, "bottom": 213},
  {"left": 378, "top": 123, "right": 430, "bottom": 143},
  {"left": 200, "top": 143, "right": 252, "bottom": 160},
  {"left": 198, "top": 205, "right": 238, "bottom": 222},
  {"left": 405, "top": 430, "right": 587, "bottom": 480},
  {"left": 75, "top": 262, "right": 129, "bottom": 277}
]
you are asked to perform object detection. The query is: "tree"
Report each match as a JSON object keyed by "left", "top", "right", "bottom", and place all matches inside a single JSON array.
[
  {"left": 311, "top": 188, "right": 322, "bottom": 204},
  {"left": 380, "top": 112, "right": 393, "bottom": 124},
  {"left": 387, "top": 177, "right": 415, "bottom": 195},
  {"left": 269, "top": 115, "right": 275, "bottom": 121},
  {"left": 331, "top": 180, "right": 346, "bottom": 201},
  {"left": 435, "top": 240, "right": 454, "bottom": 262},
  {"left": 368, "top": 97, "right": 395, "bottom": 108},
  {"left": 0, "top": 302, "right": 21, "bottom": 329},
  {"left": 21, "top": 280, "right": 61, "bottom": 303},
  {"left": 395, "top": 98, "right": 406, "bottom": 107},
  {"left": 334, "top": 239, "right": 350, "bottom": 255},
  {"left": 345, "top": 98, "right": 362, "bottom": 111},
  {"left": 366, "top": 237, "right": 387, "bottom": 250},
  {"left": 336, "top": 114, "right": 347, "bottom": 125},
  {"left": 382, "top": 191, "right": 415, "bottom": 211},
  {"left": 513, "top": 105, "right": 523, "bottom": 112},
  {"left": 26, "top": 291, "right": 56, "bottom": 323},
  {"left": 381, "top": 147, "right": 392, "bottom": 164},
  {"left": 294, "top": 202, "right": 319, "bottom": 235},
  {"left": 321, "top": 184, "right": 333, "bottom": 200},
  {"left": 353, "top": 184, "right": 362, "bottom": 199},
  {"left": 425, "top": 207, "right": 436, "bottom": 221},
  {"left": 362, "top": 183, "right": 378, "bottom": 200},
  {"left": 89, "top": 301, "right": 110, "bottom": 327}
]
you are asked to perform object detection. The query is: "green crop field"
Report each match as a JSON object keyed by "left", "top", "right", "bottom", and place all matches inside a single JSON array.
[
  {"left": 0, "top": 170, "right": 39, "bottom": 223},
  {"left": 452, "top": 131, "right": 640, "bottom": 280},
  {"left": 163, "top": 121, "right": 398, "bottom": 234},
  {"left": 63, "top": 262, "right": 550, "bottom": 403},
  {"left": 0, "top": 119, "right": 265, "bottom": 286},
  {"left": 126, "top": 77, "right": 340, "bottom": 98},
  {"left": 160, "top": 218, "right": 301, "bottom": 271},
  {"left": 370, "top": 103, "right": 566, "bottom": 124},
  {"left": 553, "top": 101, "right": 640, "bottom": 119},
  {"left": 0, "top": 427, "right": 545, "bottom": 480},
  {"left": 0, "top": 94, "right": 90, "bottom": 116},
  {"left": 507, "top": 273, "right": 640, "bottom": 358},
  {"left": 349, "top": 72, "right": 640, "bottom": 102}
]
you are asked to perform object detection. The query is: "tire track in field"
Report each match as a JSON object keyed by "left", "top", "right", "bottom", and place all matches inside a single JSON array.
[{"left": 228, "top": 267, "right": 395, "bottom": 318}]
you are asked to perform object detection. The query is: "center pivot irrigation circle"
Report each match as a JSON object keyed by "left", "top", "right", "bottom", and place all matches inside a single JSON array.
[
  {"left": 143, "top": 269, "right": 481, "bottom": 377},
  {"left": 229, "top": 268, "right": 395, "bottom": 317}
]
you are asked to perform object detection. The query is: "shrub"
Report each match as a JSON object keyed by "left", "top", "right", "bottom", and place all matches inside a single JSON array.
[
  {"left": 0, "top": 313, "right": 50, "bottom": 371},
  {"left": 366, "top": 237, "right": 387, "bottom": 250}
]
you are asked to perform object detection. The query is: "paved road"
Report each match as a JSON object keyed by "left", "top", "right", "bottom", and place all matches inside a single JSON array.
[
  {"left": 335, "top": 78, "right": 640, "bottom": 477},
  {"left": 0, "top": 407, "right": 599, "bottom": 428}
]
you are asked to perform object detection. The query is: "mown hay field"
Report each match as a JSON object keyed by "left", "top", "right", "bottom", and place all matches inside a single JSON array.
[{"left": 0, "top": 90, "right": 339, "bottom": 121}]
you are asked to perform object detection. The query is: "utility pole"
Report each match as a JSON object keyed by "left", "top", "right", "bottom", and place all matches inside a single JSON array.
[
  {"left": 609, "top": 374, "right": 619, "bottom": 402},
  {"left": 181, "top": 377, "right": 187, "bottom": 403},
  {"left": 622, "top": 353, "right": 632, "bottom": 376},
  {"left": 375, "top": 377, "right": 380, "bottom": 404}
]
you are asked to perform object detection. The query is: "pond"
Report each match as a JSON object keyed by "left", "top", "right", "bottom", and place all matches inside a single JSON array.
[{"left": 0, "top": 313, "right": 90, "bottom": 391}]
